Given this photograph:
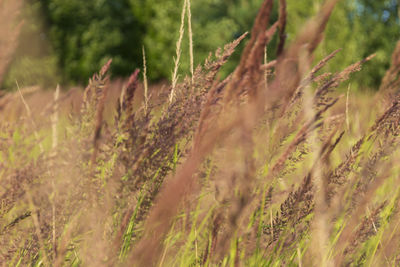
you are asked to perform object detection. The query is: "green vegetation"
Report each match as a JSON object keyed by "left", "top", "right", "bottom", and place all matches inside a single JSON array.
[
  {"left": 1, "top": 0, "right": 400, "bottom": 266},
  {"left": 38, "top": 0, "right": 145, "bottom": 82},
  {"left": 3, "top": 0, "right": 398, "bottom": 88}
]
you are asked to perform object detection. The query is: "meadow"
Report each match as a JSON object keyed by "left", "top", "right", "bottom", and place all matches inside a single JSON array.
[{"left": 1, "top": 0, "right": 400, "bottom": 266}]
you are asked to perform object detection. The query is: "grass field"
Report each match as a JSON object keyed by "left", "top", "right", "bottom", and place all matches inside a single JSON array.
[{"left": 1, "top": 0, "right": 400, "bottom": 266}]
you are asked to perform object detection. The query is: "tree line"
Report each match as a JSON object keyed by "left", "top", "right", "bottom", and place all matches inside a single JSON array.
[{"left": 4, "top": 0, "right": 399, "bottom": 89}]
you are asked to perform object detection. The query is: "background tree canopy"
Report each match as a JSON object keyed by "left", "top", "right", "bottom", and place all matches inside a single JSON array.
[{"left": 3, "top": 0, "right": 399, "bottom": 89}]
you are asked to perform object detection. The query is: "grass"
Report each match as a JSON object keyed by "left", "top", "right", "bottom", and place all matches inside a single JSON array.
[{"left": 1, "top": 0, "right": 400, "bottom": 266}]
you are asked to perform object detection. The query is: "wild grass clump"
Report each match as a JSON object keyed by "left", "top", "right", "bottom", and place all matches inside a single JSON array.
[{"left": 1, "top": 0, "right": 400, "bottom": 266}]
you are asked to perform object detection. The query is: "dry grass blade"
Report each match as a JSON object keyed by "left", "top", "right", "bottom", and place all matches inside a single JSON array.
[
  {"left": 282, "top": 49, "right": 342, "bottom": 116},
  {"left": 380, "top": 40, "right": 400, "bottom": 102},
  {"left": 170, "top": 0, "right": 188, "bottom": 102},
  {"left": 277, "top": 0, "right": 287, "bottom": 57}
]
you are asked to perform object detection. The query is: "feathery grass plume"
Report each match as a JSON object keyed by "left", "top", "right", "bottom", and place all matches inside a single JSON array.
[
  {"left": 261, "top": 50, "right": 343, "bottom": 187},
  {"left": 72, "top": 59, "right": 113, "bottom": 167},
  {"left": 91, "top": 62, "right": 112, "bottom": 165},
  {"left": 41, "top": 61, "right": 115, "bottom": 265},
  {"left": 299, "top": 47, "right": 331, "bottom": 266},
  {"left": 263, "top": 173, "right": 313, "bottom": 241},
  {"left": 263, "top": 55, "right": 395, "bottom": 251},
  {"left": 314, "top": 54, "right": 375, "bottom": 110},
  {"left": 119, "top": 38, "right": 247, "bottom": 264},
  {"left": 119, "top": 69, "right": 140, "bottom": 121},
  {"left": 349, "top": 138, "right": 398, "bottom": 209},
  {"left": 328, "top": 92, "right": 400, "bottom": 193},
  {"left": 223, "top": 0, "right": 275, "bottom": 103},
  {"left": 329, "top": 96, "right": 400, "bottom": 264},
  {"left": 119, "top": 37, "right": 245, "bottom": 194},
  {"left": 272, "top": 0, "right": 339, "bottom": 106},
  {"left": 1, "top": 211, "right": 31, "bottom": 234},
  {"left": 231, "top": 3, "right": 342, "bottom": 178},
  {"left": 342, "top": 203, "right": 386, "bottom": 264},
  {"left": 270, "top": 93, "right": 341, "bottom": 179},
  {"left": 130, "top": 1, "right": 340, "bottom": 264},
  {"left": 333, "top": 154, "right": 397, "bottom": 266},
  {"left": 263, "top": 90, "right": 400, "bottom": 263},
  {"left": 131, "top": 1, "right": 346, "bottom": 264},
  {"left": 369, "top": 96, "right": 400, "bottom": 137},
  {"left": 375, "top": 190, "right": 400, "bottom": 263},
  {"left": 379, "top": 40, "right": 400, "bottom": 98},
  {"left": 263, "top": 130, "right": 344, "bottom": 246},
  {"left": 5, "top": 0, "right": 400, "bottom": 265},
  {"left": 82, "top": 59, "right": 112, "bottom": 111},
  {"left": 0, "top": 0, "right": 22, "bottom": 85},
  {"left": 129, "top": 33, "right": 252, "bottom": 267},
  {"left": 190, "top": 32, "right": 247, "bottom": 149},
  {"left": 259, "top": 53, "right": 373, "bottom": 254},
  {"left": 170, "top": 0, "right": 188, "bottom": 103},
  {"left": 0, "top": 90, "right": 51, "bottom": 263},
  {"left": 79, "top": 59, "right": 113, "bottom": 145}
]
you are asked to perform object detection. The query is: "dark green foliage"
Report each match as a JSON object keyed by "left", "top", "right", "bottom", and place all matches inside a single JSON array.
[
  {"left": 37, "top": 0, "right": 145, "bottom": 83},
  {"left": 131, "top": 0, "right": 278, "bottom": 80},
  {"left": 352, "top": 0, "right": 399, "bottom": 88},
  {"left": 17, "top": 0, "right": 398, "bottom": 89},
  {"left": 288, "top": 0, "right": 399, "bottom": 89}
]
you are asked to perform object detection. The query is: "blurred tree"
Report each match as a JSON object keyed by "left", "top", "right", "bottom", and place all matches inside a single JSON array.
[
  {"left": 2, "top": 1, "right": 61, "bottom": 90},
  {"left": 351, "top": 0, "right": 399, "bottom": 88},
  {"left": 37, "top": 0, "right": 145, "bottom": 83},
  {"left": 129, "top": 0, "right": 279, "bottom": 80},
  {"left": 286, "top": 0, "right": 399, "bottom": 89},
  {"left": 18, "top": 0, "right": 398, "bottom": 89},
  {"left": 128, "top": 0, "right": 400, "bottom": 88}
]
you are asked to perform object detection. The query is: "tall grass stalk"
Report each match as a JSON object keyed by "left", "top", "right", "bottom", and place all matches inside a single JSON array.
[
  {"left": 51, "top": 84, "right": 60, "bottom": 260},
  {"left": 187, "top": 0, "right": 194, "bottom": 86},
  {"left": 142, "top": 46, "right": 149, "bottom": 112},
  {"left": 16, "top": 80, "right": 44, "bottom": 153},
  {"left": 300, "top": 48, "right": 331, "bottom": 267},
  {"left": 264, "top": 45, "right": 268, "bottom": 91},
  {"left": 169, "top": 0, "right": 188, "bottom": 103},
  {"left": 346, "top": 83, "right": 351, "bottom": 132}
]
